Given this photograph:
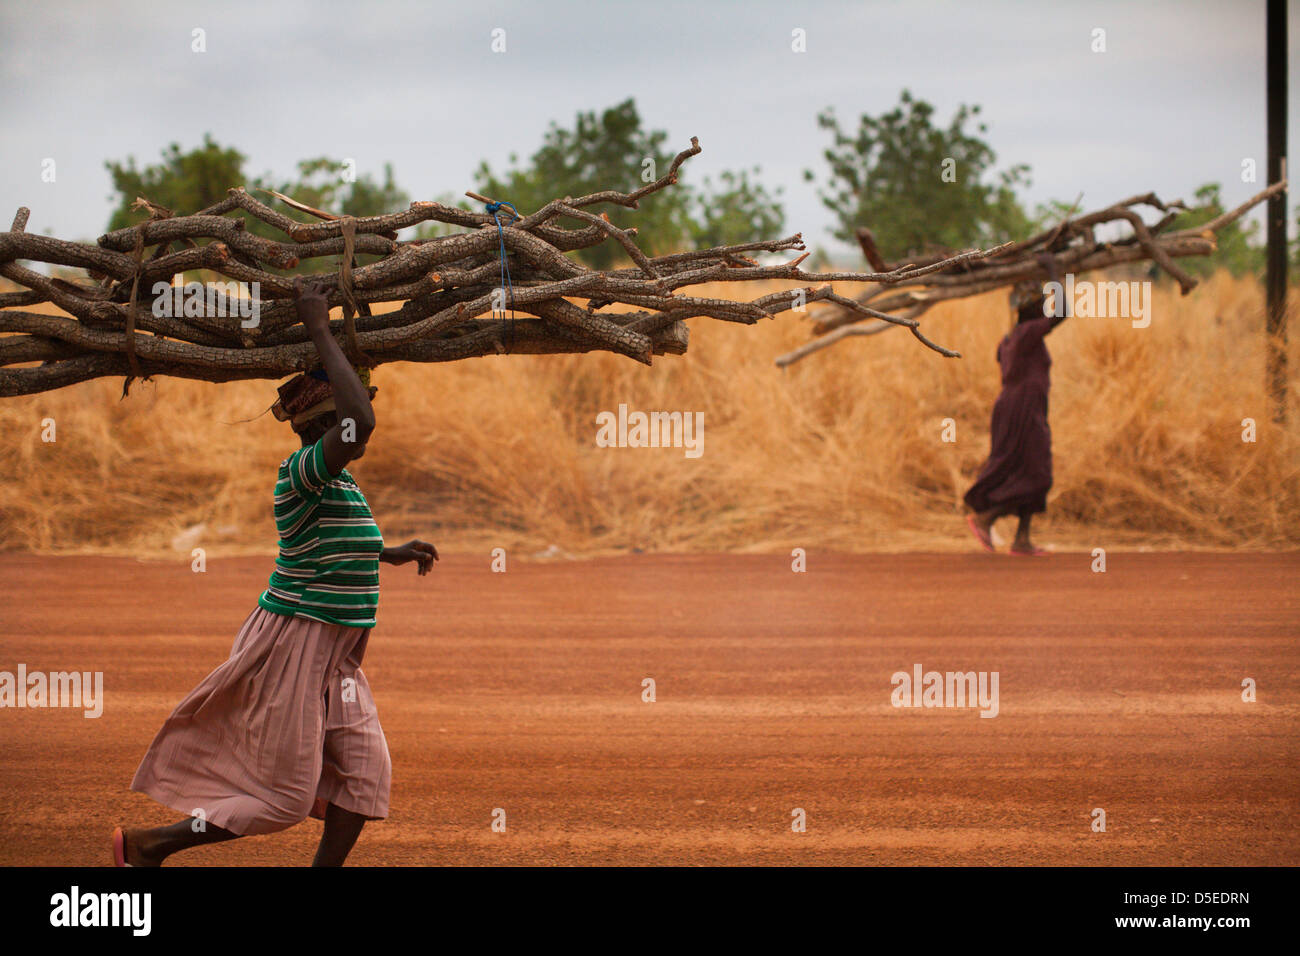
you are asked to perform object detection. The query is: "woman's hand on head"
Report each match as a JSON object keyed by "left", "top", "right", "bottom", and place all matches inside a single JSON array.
[
  {"left": 383, "top": 540, "right": 439, "bottom": 576},
  {"left": 293, "top": 276, "right": 332, "bottom": 334}
]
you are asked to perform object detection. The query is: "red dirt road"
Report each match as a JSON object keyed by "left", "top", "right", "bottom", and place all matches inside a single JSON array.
[{"left": 0, "top": 551, "right": 1296, "bottom": 866}]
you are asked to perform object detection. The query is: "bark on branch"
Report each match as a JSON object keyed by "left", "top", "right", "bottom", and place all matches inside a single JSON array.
[
  {"left": 0, "top": 139, "right": 993, "bottom": 397},
  {"left": 775, "top": 181, "right": 1287, "bottom": 367}
]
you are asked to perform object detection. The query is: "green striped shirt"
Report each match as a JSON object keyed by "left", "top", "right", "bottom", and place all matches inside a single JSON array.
[{"left": 258, "top": 438, "right": 384, "bottom": 629}]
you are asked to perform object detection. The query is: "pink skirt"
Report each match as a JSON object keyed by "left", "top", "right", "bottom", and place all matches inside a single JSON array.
[{"left": 131, "top": 607, "right": 391, "bottom": 836}]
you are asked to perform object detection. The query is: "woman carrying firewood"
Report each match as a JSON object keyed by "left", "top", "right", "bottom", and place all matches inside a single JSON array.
[
  {"left": 112, "top": 278, "right": 438, "bottom": 866},
  {"left": 964, "top": 252, "right": 1069, "bottom": 556}
]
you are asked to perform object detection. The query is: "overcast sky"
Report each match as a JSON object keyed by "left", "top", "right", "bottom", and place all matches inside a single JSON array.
[{"left": 1, "top": 0, "right": 1295, "bottom": 254}]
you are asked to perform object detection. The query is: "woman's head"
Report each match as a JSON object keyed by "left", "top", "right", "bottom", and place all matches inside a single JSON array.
[
  {"left": 1010, "top": 279, "right": 1045, "bottom": 325},
  {"left": 270, "top": 367, "right": 376, "bottom": 447},
  {"left": 293, "top": 410, "right": 339, "bottom": 446}
]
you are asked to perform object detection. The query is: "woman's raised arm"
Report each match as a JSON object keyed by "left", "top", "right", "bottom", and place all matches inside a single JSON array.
[{"left": 294, "top": 278, "right": 376, "bottom": 474}]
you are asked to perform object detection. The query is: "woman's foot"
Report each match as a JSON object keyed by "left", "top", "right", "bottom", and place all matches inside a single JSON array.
[
  {"left": 1009, "top": 513, "right": 1046, "bottom": 555},
  {"left": 1009, "top": 541, "right": 1049, "bottom": 556},
  {"left": 116, "top": 827, "right": 165, "bottom": 867}
]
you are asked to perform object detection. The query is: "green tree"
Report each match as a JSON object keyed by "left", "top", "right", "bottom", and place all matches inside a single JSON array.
[
  {"left": 108, "top": 139, "right": 411, "bottom": 229},
  {"left": 687, "top": 168, "right": 785, "bottom": 250},
  {"left": 105, "top": 134, "right": 245, "bottom": 232},
  {"left": 104, "top": 117, "right": 784, "bottom": 278},
  {"left": 261, "top": 158, "right": 409, "bottom": 221},
  {"left": 475, "top": 99, "right": 783, "bottom": 268},
  {"left": 1168, "top": 183, "right": 1265, "bottom": 278},
  {"left": 474, "top": 99, "right": 691, "bottom": 269},
  {"left": 805, "top": 90, "right": 1033, "bottom": 262},
  {"left": 105, "top": 138, "right": 412, "bottom": 273}
]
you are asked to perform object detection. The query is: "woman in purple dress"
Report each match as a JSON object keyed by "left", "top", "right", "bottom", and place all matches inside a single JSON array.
[{"left": 965, "top": 253, "right": 1068, "bottom": 556}]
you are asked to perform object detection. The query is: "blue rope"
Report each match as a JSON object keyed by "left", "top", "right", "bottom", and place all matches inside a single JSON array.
[{"left": 485, "top": 200, "right": 519, "bottom": 350}]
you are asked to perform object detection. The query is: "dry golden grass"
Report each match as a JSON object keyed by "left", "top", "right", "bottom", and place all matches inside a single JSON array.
[{"left": 2, "top": 271, "right": 1297, "bottom": 556}]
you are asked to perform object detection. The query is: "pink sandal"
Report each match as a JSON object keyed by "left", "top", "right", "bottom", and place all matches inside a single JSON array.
[
  {"left": 965, "top": 515, "right": 996, "bottom": 553},
  {"left": 111, "top": 826, "right": 133, "bottom": 867}
]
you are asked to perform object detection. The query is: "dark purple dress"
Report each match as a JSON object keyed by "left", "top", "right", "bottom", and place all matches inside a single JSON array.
[{"left": 963, "top": 303, "right": 1059, "bottom": 517}]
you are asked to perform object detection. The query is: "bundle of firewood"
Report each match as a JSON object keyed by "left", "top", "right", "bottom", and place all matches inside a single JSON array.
[
  {"left": 0, "top": 138, "right": 1000, "bottom": 397},
  {"left": 774, "top": 181, "right": 1287, "bottom": 367}
]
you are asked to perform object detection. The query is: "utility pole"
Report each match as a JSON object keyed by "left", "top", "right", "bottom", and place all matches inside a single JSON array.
[{"left": 1265, "top": 0, "right": 1288, "bottom": 423}]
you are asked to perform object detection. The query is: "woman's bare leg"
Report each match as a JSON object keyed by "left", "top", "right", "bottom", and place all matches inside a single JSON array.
[
  {"left": 123, "top": 818, "right": 240, "bottom": 866},
  {"left": 973, "top": 506, "right": 1008, "bottom": 534},
  {"left": 1012, "top": 512, "right": 1034, "bottom": 551},
  {"left": 312, "top": 803, "right": 367, "bottom": 867}
]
